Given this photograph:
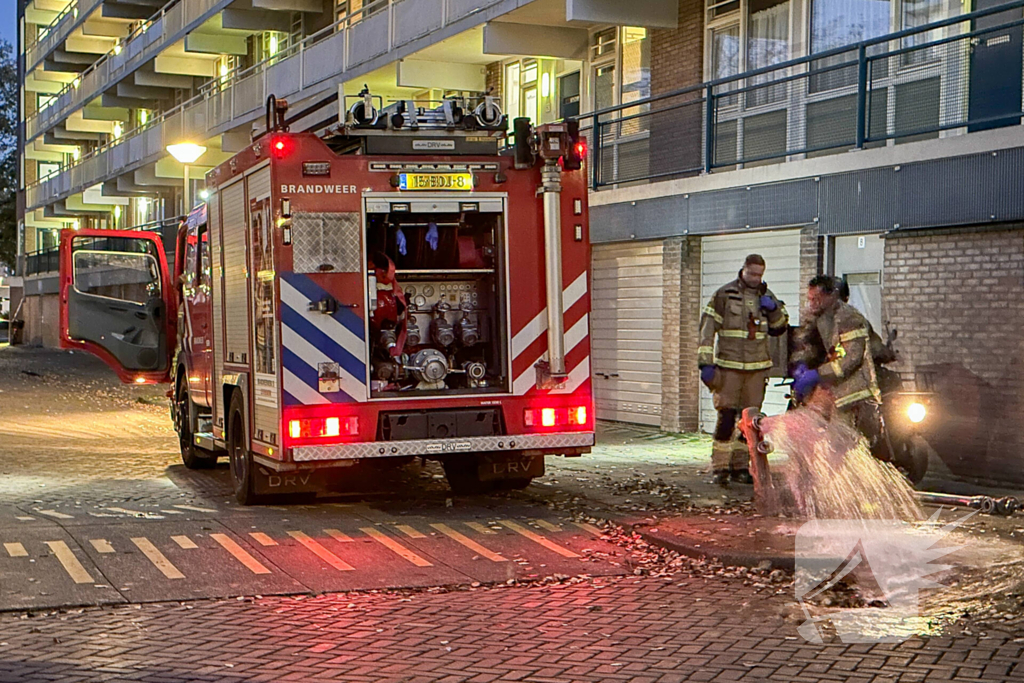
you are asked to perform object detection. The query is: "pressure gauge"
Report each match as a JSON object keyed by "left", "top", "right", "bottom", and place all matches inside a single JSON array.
[
  {"left": 422, "top": 285, "right": 435, "bottom": 297},
  {"left": 414, "top": 295, "right": 427, "bottom": 309},
  {"left": 404, "top": 286, "right": 416, "bottom": 298}
]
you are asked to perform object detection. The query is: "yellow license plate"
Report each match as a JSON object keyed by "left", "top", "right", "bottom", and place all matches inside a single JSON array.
[{"left": 398, "top": 173, "right": 473, "bottom": 191}]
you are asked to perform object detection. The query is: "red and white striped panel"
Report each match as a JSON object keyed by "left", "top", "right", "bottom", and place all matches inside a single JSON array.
[{"left": 510, "top": 272, "right": 590, "bottom": 396}]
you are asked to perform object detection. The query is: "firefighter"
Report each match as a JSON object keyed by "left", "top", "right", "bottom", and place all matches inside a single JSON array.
[
  {"left": 699, "top": 254, "right": 790, "bottom": 486},
  {"left": 791, "top": 275, "right": 883, "bottom": 447}
]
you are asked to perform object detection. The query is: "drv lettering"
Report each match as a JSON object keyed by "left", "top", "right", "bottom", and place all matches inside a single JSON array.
[{"left": 268, "top": 474, "right": 312, "bottom": 488}]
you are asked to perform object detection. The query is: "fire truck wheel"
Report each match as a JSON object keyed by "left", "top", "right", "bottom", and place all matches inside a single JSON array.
[
  {"left": 175, "top": 383, "right": 216, "bottom": 470},
  {"left": 228, "top": 391, "right": 259, "bottom": 505},
  {"left": 442, "top": 457, "right": 496, "bottom": 496}
]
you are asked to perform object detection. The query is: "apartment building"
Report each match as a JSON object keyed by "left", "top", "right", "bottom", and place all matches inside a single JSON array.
[{"left": 15, "top": 0, "right": 1024, "bottom": 481}]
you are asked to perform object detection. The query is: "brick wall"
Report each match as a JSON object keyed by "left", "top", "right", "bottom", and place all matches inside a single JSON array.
[
  {"left": 648, "top": 0, "right": 705, "bottom": 179},
  {"left": 884, "top": 226, "right": 1024, "bottom": 484},
  {"left": 661, "top": 235, "right": 702, "bottom": 432},
  {"left": 799, "top": 225, "right": 822, "bottom": 311},
  {"left": 485, "top": 61, "right": 502, "bottom": 101}
]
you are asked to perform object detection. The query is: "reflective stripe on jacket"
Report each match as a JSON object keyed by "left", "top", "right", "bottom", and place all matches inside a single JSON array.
[
  {"left": 804, "top": 301, "right": 882, "bottom": 408},
  {"left": 698, "top": 277, "right": 789, "bottom": 371}
]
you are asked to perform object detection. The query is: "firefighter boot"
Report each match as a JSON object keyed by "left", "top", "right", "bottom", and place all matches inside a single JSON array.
[
  {"left": 730, "top": 441, "right": 753, "bottom": 484},
  {"left": 711, "top": 440, "right": 733, "bottom": 487}
]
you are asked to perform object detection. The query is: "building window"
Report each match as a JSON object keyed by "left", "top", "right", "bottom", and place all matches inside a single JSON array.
[
  {"left": 810, "top": 0, "right": 891, "bottom": 54},
  {"left": 901, "top": 0, "right": 945, "bottom": 65},
  {"left": 36, "top": 229, "right": 58, "bottom": 251},
  {"left": 706, "top": 0, "right": 790, "bottom": 103},
  {"left": 504, "top": 62, "right": 521, "bottom": 121},
  {"left": 38, "top": 162, "right": 59, "bottom": 180}
]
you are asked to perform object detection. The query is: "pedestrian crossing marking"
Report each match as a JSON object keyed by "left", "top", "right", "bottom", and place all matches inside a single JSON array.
[
  {"left": 172, "top": 505, "right": 216, "bottom": 513},
  {"left": 105, "top": 507, "right": 163, "bottom": 519},
  {"left": 15, "top": 516, "right": 35, "bottom": 522},
  {"left": 465, "top": 522, "right": 497, "bottom": 535},
  {"left": 360, "top": 527, "right": 433, "bottom": 567},
  {"left": 211, "top": 533, "right": 271, "bottom": 575},
  {"left": 324, "top": 528, "right": 354, "bottom": 543},
  {"left": 573, "top": 522, "right": 604, "bottom": 537},
  {"left": 44, "top": 541, "right": 94, "bottom": 584},
  {"left": 171, "top": 536, "right": 198, "bottom": 550},
  {"left": 430, "top": 524, "right": 507, "bottom": 563},
  {"left": 160, "top": 509, "right": 184, "bottom": 515},
  {"left": 37, "top": 510, "right": 74, "bottom": 520},
  {"left": 249, "top": 532, "right": 278, "bottom": 546},
  {"left": 287, "top": 531, "right": 354, "bottom": 571},
  {"left": 395, "top": 525, "right": 427, "bottom": 539},
  {"left": 3, "top": 543, "right": 27, "bottom": 558},
  {"left": 532, "top": 519, "right": 562, "bottom": 532},
  {"left": 499, "top": 520, "right": 580, "bottom": 558},
  {"left": 89, "top": 539, "right": 115, "bottom": 554},
  {"left": 131, "top": 538, "right": 185, "bottom": 580}
]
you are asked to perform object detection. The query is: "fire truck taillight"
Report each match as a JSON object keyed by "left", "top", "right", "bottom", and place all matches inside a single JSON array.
[
  {"left": 270, "top": 135, "right": 293, "bottom": 159},
  {"left": 523, "top": 406, "right": 589, "bottom": 429},
  {"left": 561, "top": 120, "right": 585, "bottom": 171},
  {"left": 288, "top": 416, "right": 358, "bottom": 441}
]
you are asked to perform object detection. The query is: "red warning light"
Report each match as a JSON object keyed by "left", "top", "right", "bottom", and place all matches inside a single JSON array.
[{"left": 270, "top": 135, "right": 293, "bottom": 159}]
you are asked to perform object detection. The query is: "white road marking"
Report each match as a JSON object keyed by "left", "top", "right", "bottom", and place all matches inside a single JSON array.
[
  {"left": 532, "top": 519, "right": 562, "bottom": 532},
  {"left": 360, "top": 527, "right": 433, "bottom": 567},
  {"left": 171, "top": 536, "right": 198, "bottom": 549},
  {"left": 465, "top": 522, "right": 498, "bottom": 535},
  {"left": 324, "top": 528, "right": 354, "bottom": 543},
  {"left": 36, "top": 510, "right": 74, "bottom": 520},
  {"left": 431, "top": 524, "right": 507, "bottom": 563},
  {"left": 288, "top": 531, "right": 354, "bottom": 571},
  {"left": 211, "top": 533, "right": 271, "bottom": 575},
  {"left": 573, "top": 522, "right": 604, "bottom": 537},
  {"left": 395, "top": 525, "right": 427, "bottom": 539},
  {"left": 172, "top": 505, "right": 217, "bottom": 513},
  {"left": 15, "top": 516, "right": 35, "bottom": 521},
  {"left": 131, "top": 538, "right": 185, "bottom": 580},
  {"left": 499, "top": 520, "right": 579, "bottom": 558},
  {"left": 45, "top": 541, "right": 94, "bottom": 583},
  {"left": 89, "top": 539, "right": 115, "bottom": 554},
  {"left": 105, "top": 507, "right": 164, "bottom": 519},
  {"left": 4, "top": 543, "right": 27, "bottom": 557},
  {"left": 249, "top": 532, "right": 278, "bottom": 546},
  {"left": 159, "top": 509, "right": 184, "bottom": 515}
]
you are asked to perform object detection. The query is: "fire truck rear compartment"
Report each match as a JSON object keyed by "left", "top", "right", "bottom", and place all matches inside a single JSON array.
[
  {"left": 377, "top": 407, "right": 503, "bottom": 441},
  {"left": 365, "top": 202, "right": 508, "bottom": 398}
]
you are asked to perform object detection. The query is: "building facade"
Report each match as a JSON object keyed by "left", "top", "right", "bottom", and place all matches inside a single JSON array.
[{"left": 15, "top": 0, "right": 1024, "bottom": 482}]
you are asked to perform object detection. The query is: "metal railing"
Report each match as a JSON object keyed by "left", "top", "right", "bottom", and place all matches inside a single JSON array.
[
  {"left": 22, "top": 216, "right": 183, "bottom": 277},
  {"left": 578, "top": 0, "right": 1024, "bottom": 190},
  {"left": 24, "top": 0, "right": 506, "bottom": 211}
]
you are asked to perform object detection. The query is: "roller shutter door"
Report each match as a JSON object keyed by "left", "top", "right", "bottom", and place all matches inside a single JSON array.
[
  {"left": 591, "top": 241, "right": 664, "bottom": 425},
  {"left": 699, "top": 230, "right": 801, "bottom": 433}
]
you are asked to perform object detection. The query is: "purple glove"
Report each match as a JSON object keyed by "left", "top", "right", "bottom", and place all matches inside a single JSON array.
[
  {"left": 426, "top": 222, "right": 438, "bottom": 250},
  {"left": 793, "top": 368, "right": 819, "bottom": 399},
  {"left": 396, "top": 227, "right": 407, "bottom": 256},
  {"left": 791, "top": 362, "right": 809, "bottom": 379},
  {"left": 760, "top": 295, "right": 777, "bottom": 312},
  {"left": 700, "top": 365, "right": 717, "bottom": 386}
]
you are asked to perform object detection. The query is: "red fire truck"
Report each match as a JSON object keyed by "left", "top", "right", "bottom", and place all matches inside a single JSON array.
[{"left": 59, "top": 94, "right": 593, "bottom": 503}]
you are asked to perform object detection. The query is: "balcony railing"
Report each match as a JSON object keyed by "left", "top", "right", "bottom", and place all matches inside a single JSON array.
[
  {"left": 24, "top": 0, "right": 508, "bottom": 211},
  {"left": 578, "top": 0, "right": 1024, "bottom": 190},
  {"left": 22, "top": 216, "right": 183, "bottom": 277}
]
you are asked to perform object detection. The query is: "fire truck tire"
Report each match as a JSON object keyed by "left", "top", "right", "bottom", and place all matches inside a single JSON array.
[
  {"left": 175, "top": 383, "right": 216, "bottom": 470},
  {"left": 228, "top": 391, "right": 260, "bottom": 505},
  {"left": 442, "top": 456, "right": 496, "bottom": 495}
]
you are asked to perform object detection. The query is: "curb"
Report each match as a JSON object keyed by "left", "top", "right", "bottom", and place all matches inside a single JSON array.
[{"left": 632, "top": 524, "right": 795, "bottom": 571}]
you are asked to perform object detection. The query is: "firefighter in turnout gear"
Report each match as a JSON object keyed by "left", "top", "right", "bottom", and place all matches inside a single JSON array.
[
  {"left": 699, "top": 254, "right": 790, "bottom": 486},
  {"left": 791, "top": 275, "right": 883, "bottom": 447}
]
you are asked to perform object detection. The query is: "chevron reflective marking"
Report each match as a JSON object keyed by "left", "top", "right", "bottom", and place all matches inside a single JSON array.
[
  {"left": 282, "top": 364, "right": 332, "bottom": 406},
  {"left": 550, "top": 356, "right": 591, "bottom": 395},
  {"left": 513, "top": 313, "right": 590, "bottom": 395},
  {"left": 280, "top": 273, "right": 364, "bottom": 340},
  {"left": 280, "top": 279, "right": 364, "bottom": 361},
  {"left": 281, "top": 331, "right": 363, "bottom": 405},
  {"left": 280, "top": 309, "right": 365, "bottom": 385},
  {"left": 511, "top": 272, "right": 588, "bottom": 359}
]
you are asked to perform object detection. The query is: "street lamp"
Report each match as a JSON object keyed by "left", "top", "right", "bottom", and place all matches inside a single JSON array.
[{"left": 166, "top": 143, "right": 207, "bottom": 214}]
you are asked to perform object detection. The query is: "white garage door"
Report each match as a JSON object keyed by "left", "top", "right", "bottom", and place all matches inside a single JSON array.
[
  {"left": 699, "top": 230, "right": 802, "bottom": 433},
  {"left": 591, "top": 241, "right": 664, "bottom": 426}
]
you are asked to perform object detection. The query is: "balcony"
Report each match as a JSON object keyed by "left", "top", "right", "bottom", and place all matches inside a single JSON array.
[
  {"left": 25, "top": 0, "right": 529, "bottom": 211},
  {"left": 580, "top": 0, "right": 1024, "bottom": 191},
  {"left": 25, "top": 0, "right": 236, "bottom": 144},
  {"left": 25, "top": 0, "right": 102, "bottom": 73}
]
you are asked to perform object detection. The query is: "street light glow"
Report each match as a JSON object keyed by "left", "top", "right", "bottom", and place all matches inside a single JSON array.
[{"left": 166, "top": 143, "right": 207, "bottom": 164}]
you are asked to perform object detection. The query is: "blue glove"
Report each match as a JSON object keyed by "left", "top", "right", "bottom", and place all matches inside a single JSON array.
[
  {"left": 700, "top": 365, "right": 717, "bottom": 385},
  {"left": 760, "top": 295, "right": 777, "bottom": 312},
  {"left": 791, "top": 362, "right": 809, "bottom": 380},
  {"left": 426, "top": 222, "right": 438, "bottom": 251},
  {"left": 793, "top": 368, "right": 819, "bottom": 399},
  {"left": 396, "top": 227, "right": 407, "bottom": 256}
]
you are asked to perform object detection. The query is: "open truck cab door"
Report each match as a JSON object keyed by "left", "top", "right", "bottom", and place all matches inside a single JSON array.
[{"left": 58, "top": 228, "right": 176, "bottom": 384}]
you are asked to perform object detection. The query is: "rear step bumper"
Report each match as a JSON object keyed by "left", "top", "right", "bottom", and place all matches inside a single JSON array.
[{"left": 292, "top": 432, "right": 595, "bottom": 462}]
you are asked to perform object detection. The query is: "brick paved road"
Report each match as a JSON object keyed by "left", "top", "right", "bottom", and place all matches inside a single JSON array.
[{"left": 3, "top": 347, "right": 1024, "bottom": 681}]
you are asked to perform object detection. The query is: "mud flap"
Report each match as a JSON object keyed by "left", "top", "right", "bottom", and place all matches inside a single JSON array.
[
  {"left": 738, "top": 408, "right": 781, "bottom": 512},
  {"left": 478, "top": 453, "right": 545, "bottom": 481}
]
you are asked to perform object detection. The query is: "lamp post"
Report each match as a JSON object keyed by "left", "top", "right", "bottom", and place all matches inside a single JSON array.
[{"left": 165, "top": 143, "right": 207, "bottom": 214}]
